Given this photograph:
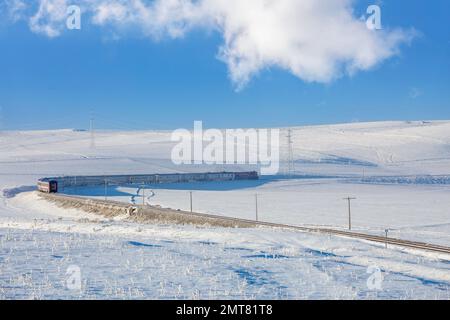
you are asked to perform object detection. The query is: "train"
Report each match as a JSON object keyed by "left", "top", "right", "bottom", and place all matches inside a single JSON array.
[
  {"left": 37, "top": 171, "right": 259, "bottom": 194},
  {"left": 37, "top": 179, "right": 58, "bottom": 193}
]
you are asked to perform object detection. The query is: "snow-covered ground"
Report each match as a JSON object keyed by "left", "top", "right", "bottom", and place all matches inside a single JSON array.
[
  {"left": 1, "top": 121, "right": 450, "bottom": 299},
  {"left": 64, "top": 180, "right": 450, "bottom": 247}
]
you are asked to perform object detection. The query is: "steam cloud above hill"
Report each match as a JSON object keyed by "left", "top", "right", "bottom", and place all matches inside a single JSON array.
[{"left": 4, "top": 0, "right": 414, "bottom": 88}]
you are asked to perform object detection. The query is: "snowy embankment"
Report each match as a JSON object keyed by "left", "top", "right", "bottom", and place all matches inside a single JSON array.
[
  {"left": 1, "top": 121, "right": 450, "bottom": 299},
  {"left": 1, "top": 192, "right": 450, "bottom": 299}
]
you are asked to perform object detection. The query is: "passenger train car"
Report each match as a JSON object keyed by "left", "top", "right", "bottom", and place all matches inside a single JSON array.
[{"left": 37, "top": 171, "right": 258, "bottom": 194}]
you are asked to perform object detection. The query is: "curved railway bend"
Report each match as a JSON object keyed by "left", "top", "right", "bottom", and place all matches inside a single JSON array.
[{"left": 39, "top": 192, "right": 450, "bottom": 256}]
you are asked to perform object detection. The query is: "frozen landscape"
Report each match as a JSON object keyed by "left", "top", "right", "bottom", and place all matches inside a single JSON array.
[{"left": 1, "top": 120, "right": 450, "bottom": 299}]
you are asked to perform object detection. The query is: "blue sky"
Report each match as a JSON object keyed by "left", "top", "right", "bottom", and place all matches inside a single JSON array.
[{"left": 0, "top": 0, "right": 449, "bottom": 130}]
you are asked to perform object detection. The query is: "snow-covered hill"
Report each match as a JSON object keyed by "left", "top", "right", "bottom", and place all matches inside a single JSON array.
[
  {"left": 1, "top": 121, "right": 450, "bottom": 299},
  {"left": 1, "top": 120, "right": 449, "bottom": 177}
]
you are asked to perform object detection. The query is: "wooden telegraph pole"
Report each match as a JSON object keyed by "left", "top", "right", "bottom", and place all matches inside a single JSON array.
[
  {"left": 343, "top": 197, "right": 356, "bottom": 230},
  {"left": 104, "top": 178, "right": 108, "bottom": 201},
  {"left": 142, "top": 186, "right": 145, "bottom": 206},
  {"left": 255, "top": 194, "right": 259, "bottom": 221}
]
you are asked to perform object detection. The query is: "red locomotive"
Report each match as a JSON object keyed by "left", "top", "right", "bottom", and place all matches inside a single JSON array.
[{"left": 37, "top": 180, "right": 58, "bottom": 193}]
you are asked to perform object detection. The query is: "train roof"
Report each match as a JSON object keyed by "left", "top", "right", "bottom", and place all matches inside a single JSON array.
[{"left": 38, "top": 171, "right": 258, "bottom": 183}]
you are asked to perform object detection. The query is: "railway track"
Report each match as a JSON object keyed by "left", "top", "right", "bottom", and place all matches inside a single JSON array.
[
  {"left": 157, "top": 210, "right": 450, "bottom": 255},
  {"left": 126, "top": 203, "right": 450, "bottom": 255},
  {"left": 313, "top": 229, "right": 450, "bottom": 254},
  {"left": 41, "top": 192, "right": 450, "bottom": 255},
  {"left": 253, "top": 221, "right": 450, "bottom": 255}
]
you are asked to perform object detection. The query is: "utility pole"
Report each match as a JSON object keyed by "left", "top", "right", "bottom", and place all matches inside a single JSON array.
[
  {"left": 255, "top": 194, "right": 259, "bottom": 221},
  {"left": 142, "top": 186, "right": 145, "bottom": 206},
  {"left": 189, "top": 191, "right": 193, "bottom": 213},
  {"left": 286, "top": 129, "right": 294, "bottom": 177},
  {"left": 0, "top": 105, "right": 3, "bottom": 131},
  {"left": 343, "top": 197, "right": 356, "bottom": 230},
  {"left": 104, "top": 178, "right": 108, "bottom": 201},
  {"left": 385, "top": 229, "right": 389, "bottom": 249},
  {"left": 90, "top": 112, "right": 95, "bottom": 149}
]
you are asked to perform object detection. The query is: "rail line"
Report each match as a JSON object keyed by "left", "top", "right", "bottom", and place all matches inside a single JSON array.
[
  {"left": 39, "top": 192, "right": 450, "bottom": 256},
  {"left": 281, "top": 225, "right": 450, "bottom": 255},
  {"left": 179, "top": 212, "right": 450, "bottom": 255}
]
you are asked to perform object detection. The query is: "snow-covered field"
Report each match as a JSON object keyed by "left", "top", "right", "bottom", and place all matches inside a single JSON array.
[{"left": 1, "top": 121, "right": 450, "bottom": 299}]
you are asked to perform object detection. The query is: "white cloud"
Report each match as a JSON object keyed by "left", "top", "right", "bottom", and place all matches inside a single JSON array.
[
  {"left": 409, "top": 87, "right": 423, "bottom": 99},
  {"left": 5, "top": 0, "right": 415, "bottom": 89},
  {"left": 2, "top": 0, "right": 27, "bottom": 22},
  {"left": 29, "top": 0, "right": 69, "bottom": 37}
]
